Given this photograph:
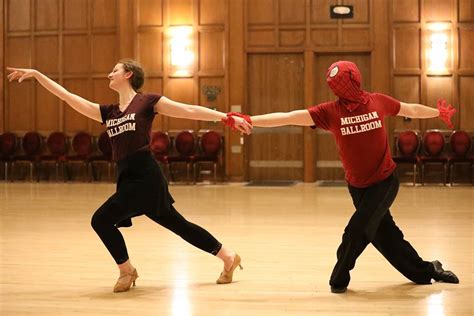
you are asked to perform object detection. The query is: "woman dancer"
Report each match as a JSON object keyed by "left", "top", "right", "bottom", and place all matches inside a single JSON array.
[{"left": 7, "top": 59, "right": 248, "bottom": 292}]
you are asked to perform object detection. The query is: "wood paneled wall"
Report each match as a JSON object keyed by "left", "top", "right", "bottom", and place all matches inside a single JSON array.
[
  {"left": 391, "top": 0, "right": 474, "bottom": 133},
  {"left": 5, "top": 0, "right": 119, "bottom": 135},
  {"left": 2, "top": 0, "right": 473, "bottom": 181}
]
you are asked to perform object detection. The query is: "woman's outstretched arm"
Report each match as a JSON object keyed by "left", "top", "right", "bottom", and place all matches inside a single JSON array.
[
  {"left": 7, "top": 67, "right": 102, "bottom": 122},
  {"left": 154, "top": 96, "right": 252, "bottom": 134}
]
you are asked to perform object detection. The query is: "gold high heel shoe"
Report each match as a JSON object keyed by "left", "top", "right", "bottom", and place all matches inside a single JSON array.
[
  {"left": 113, "top": 269, "right": 139, "bottom": 293},
  {"left": 216, "top": 254, "right": 243, "bottom": 284}
]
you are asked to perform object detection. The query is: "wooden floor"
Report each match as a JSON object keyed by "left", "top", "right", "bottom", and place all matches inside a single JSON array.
[{"left": 0, "top": 182, "right": 472, "bottom": 315}]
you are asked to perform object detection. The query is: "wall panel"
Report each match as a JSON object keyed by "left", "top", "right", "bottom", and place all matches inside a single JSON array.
[
  {"left": 247, "top": 0, "right": 274, "bottom": 25},
  {"left": 459, "top": 76, "right": 474, "bottom": 130},
  {"left": 92, "top": 34, "right": 118, "bottom": 73},
  {"left": 199, "top": 0, "right": 225, "bottom": 25},
  {"left": 7, "top": 0, "right": 30, "bottom": 32},
  {"left": 424, "top": 0, "right": 453, "bottom": 22},
  {"left": 279, "top": 0, "right": 305, "bottom": 25},
  {"left": 92, "top": 0, "right": 117, "bottom": 29},
  {"left": 138, "top": 0, "right": 163, "bottom": 26},
  {"left": 425, "top": 77, "right": 455, "bottom": 130},
  {"left": 393, "top": 28, "right": 420, "bottom": 70},
  {"left": 63, "top": 0, "right": 88, "bottom": 30},
  {"left": 7, "top": 37, "right": 31, "bottom": 67},
  {"left": 35, "top": 36, "right": 59, "bottom": 74},
  {"left": 392, "top": 76, "right": 421, "bottom": 130},
  {"left": 459, "top": 0, "right": 474, "bottom": 22},
  {"left": 36, "top": 82, "right": 60, "bottom": 132},
  {"left": 137, "top": 31, "right": 163, "bottom": 74},
  {"left": 199, "top": 31, "right": 225, "bottom": 71},
  {"left": 35, "top": 0, "right": 59, "bottom": 31},
  {"left": 392, "top": 0, "right": 419, "bottom": 22},
  {"left": 7, "top": 83, "right": 33, "bottom": 132},
  {"left": 459, "top": 28, "right": 474, "bottom": 70},
  {"left": 63, "top": 35, "right": 90, "bottom": 74},
  {"left": 311, "top": 0, "right": 337, "bottom": 24},
  {"left": 63, "top": 79, "right": 90, "bottom": 132}
]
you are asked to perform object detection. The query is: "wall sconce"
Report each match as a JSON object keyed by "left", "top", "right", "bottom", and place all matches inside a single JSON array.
[
  {"left": 426, "top": 23, "right": 451, "bottom": 75},
  {"left": 168, "top": 26, "right": 194, "bottom": 77},
  {"left": 330, "top": 5, "right": 353, "bottom": 19}
]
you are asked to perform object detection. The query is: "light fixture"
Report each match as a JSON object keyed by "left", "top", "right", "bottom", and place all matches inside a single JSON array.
[
  {"left": 168, "top": 26, "right": 194, "bottom": 77},
  {"left": 330, "top": 5, "right": 353, "bottom": 19},
  {"left": 426, "top": 23, "right": 451, "bottom": 74}
]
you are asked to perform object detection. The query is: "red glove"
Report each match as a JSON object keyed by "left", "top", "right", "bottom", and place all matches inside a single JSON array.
[
  {"left": 221, "top": 114, "right": 237, "bottom": 131},
  {"left": 437, "top": 98, "right": 456, "bottom": 129},
  {"left": 227, "top": 112, "right": 252, "bottom": 125}
]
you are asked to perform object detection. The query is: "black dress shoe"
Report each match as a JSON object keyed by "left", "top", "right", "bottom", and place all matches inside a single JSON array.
[
  {"left": 431, "top": 260, "right": 459, "bottom": 284},
  {"left": 330, "top": 285, "right": 347, "bottom": 294}
]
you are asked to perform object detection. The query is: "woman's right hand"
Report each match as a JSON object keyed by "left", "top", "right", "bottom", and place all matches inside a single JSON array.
[{"left": 6, "top": 67, "right": 37, "bottom": 83}]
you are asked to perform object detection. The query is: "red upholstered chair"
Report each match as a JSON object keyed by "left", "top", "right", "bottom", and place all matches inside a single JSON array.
[
  {"left": 167, "top": 130, "right": 196, "bottom": 183},
  {"left": 67, "top": 132, "right": 93, "bottom": 181},
  {"left": 90, "top": 131, "right": 114, "bottom": 181},
  {"left": 40, "top": 132, "right": 69, "bottom": 181},
  {"left": 194, "top": 130, "right": 222, "bottom": 183},
  {"left": 0, "top": 132, "right": 18, "bottom": 181},
  {"left": 150, "top": 131, "right": 171, "bottom": 178},
  {"left": 12, "top": 132, "right": 42, "bottom": 181},
  {"left": 392, "top": 130, "right": 420, "bottom": 186},
  {"left": 448, "top": 130, "right": 473, "bottom": 185},
  {"left": 420, "top": 130, "right": 448, "bottom": 186}
]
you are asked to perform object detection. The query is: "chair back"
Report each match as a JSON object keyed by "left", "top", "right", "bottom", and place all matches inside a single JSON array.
[
  {"left": 174, "top": 131, "right": 195, "bottom": 156},
  {"left": 0, "top": 132, "right": 17, "bottom": 157},
  {"left": 200, "top": 131, "right": 222, "bottom": 156},
  {"left": 22, "top": 132, "right": 42, "bottom": 156},
  {"left": 46, "top": 132, "right": 68, "bottom": 156},
  {"left": 72, "top": 132, "right": 93, "bottom": 157},
  {"left": 396, "top": 131, "right": 419, "bottom": 157},
  {"left": 150, "top": 131, "right": 170, "bottom": 155},
  {"left": 449, "top": 130, "right": 471, "bottom": 157},
  {"left": 423, "top": 130, "right": 445, "bottom": 157}
]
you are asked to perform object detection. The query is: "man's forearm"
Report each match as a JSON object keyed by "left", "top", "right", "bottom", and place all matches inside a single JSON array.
[
  {"left": 406, "top": 104, "right": 440, "bottom": 119},
  {"left": 251, "top": 113, "right": 292, "bottom": 127}
]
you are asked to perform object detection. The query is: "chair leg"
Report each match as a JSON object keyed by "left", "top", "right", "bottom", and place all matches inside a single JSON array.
[
  {"left": 186, "top": 163, "right": 190, "bottom": 184},
  {"left": 4, "top": 162, "right": 8, "bottom": 181},
  {"left": 421, "top": 163, "right": 425, "bottom": 186},
  {"left": 450, "top": 163, "right": 454, "bottom": 186},
  {"left": 213, "top": 162, "right": 217, "bottom": 184},
  {"left": 413, "top": 164, "right": 417, "bottom": 186},
  {"left": 443, "top": 163, "right": 447, "bottom": 186},
  {"left": 29, "top": 162, "right": 33, "bottom": 181}
]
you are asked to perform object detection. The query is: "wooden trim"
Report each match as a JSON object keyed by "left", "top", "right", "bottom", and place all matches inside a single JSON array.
[
  {"left": 0, "top": 0, "right": 4, "bottom": 132},
  {"left": 303, "top": 50, "right": 314, "bottom": 182}
]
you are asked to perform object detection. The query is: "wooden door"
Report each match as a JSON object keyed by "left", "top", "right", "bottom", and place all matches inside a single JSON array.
[{"left": 247, "top": 54, "right": 305, "bottom": 181}]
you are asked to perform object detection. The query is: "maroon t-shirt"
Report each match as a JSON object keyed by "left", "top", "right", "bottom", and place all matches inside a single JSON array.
[
  {"left": 307, "top": 93, "right": 401, "bottom": 188},
  {"left": 100, "top": 93, "right": 161, "bottom": 161}
]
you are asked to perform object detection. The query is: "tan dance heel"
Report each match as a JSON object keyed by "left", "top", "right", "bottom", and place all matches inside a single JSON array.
[
  {"left": 216, "top": 254, "right": 243, "bottom": 284},
  {"left": 113, "top": 268, "right": 139, "bottom": 292}
]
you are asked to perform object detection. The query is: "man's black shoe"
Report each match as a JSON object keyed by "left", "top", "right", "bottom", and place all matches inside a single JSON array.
[
  {"left": 330, "top": 286, "right": 347, "bottom": 294},
  {"left": 432, "top": 260, "right": 459, "bottom": 284}
]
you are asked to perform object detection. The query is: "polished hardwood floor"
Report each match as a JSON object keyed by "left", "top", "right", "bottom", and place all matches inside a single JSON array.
[{"left": 0, "top": 182, "right": 472, "bottom": 315}]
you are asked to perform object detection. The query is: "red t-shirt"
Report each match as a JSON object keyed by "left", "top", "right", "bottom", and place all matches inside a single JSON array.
[
  {"left": 307, "top": 93, "right": 401, "bottom": 188},
  {"left": 100, "top": 93, "right": 161, "bottom": 161}
]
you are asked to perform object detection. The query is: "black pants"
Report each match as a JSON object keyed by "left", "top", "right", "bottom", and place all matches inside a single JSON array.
[
  {"left": 329, "top": 174, "right": 434, "bottom": 288},
  {"left": 91, "top": 202, "right": 222, "bottom": 264},
  {"left": 90, "top": 151, "right": 222, "bottom": 264}
]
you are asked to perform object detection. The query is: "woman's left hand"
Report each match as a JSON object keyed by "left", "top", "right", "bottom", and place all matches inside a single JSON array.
[{"left": 233, "top": 116, "right": 252, "bottom": 135}]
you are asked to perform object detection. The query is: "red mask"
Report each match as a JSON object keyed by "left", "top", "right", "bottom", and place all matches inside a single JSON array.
[{"left": 326, "top": 61, "right": 369, "bottom": 112}]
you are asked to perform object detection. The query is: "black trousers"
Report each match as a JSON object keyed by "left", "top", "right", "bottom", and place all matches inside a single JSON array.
[
  {"left": 90, "top": 150, "right": 222, "bottom": 264},
  {"left": 329, "top": 174, "right": 434, "bottom": 288}
]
